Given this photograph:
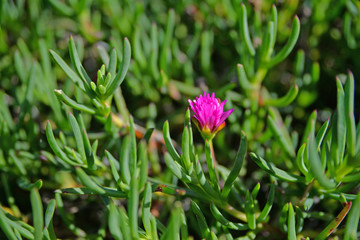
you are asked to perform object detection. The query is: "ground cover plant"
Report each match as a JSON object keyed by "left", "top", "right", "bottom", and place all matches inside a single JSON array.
[{"left": 1, "top": 0, "right": 360, "bottom": 239}]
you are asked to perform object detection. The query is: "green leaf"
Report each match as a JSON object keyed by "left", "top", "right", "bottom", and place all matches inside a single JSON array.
[
  {"left": 109, "top": 48, "right": 117, "bottom": 78},
  {"left": 237, "top": 64, "right": 251, "bottom": 90},
  {"left": 288, "top": 203, "right": 296, "bottom": 240},
  {"left": 239, "top": 4, "right": 255, "bottom": 56},
  {"left": 98, "top": 84, "right": 106, "bottom": 95},
  {"left": 209, "top": 203, "right": 248, "bottom": 230},
  {"left": 160, "top": 202, "right": 181, "bottom": 240},
  {"left": 30, "top": 187, "right": 44, "bottom": 240},
  {"left": 250, "top": 153, "right": 304, "bottom": 182},
  {"left": 308, "top": 135, "right": 337, "bottom": 190},
  {"left": 164, "top": 153, "right": 191, "bottom": 183},
  {"left": 14, "top": 49, "right": 27, "bottom": 83},
  {"left": 191, "top": 201, "right": 211, "bottom": 239},
  {"left": 142, "top": 182, "right": 152, "bottom": 236},
  {"left": 0, "top": 207, "right": 18, "bottom": 240},
  {"left": 257, "top": 184, "right": 275, "bottom": 222},
  {"left": 200, "top": 30, "right": 212, "bottom": 73},
  {"left": 301, "top": 110, "right": 317, "bottom": 145},
  {"left": 150, "top": 216, "right": 159, "bottom": 240},
  {"left": 270, "top": 5, "right": 278, "bottom": 49},
  {"left": 48, "top": 0, "right": 74, "bottom": 16},
  {"left": 49, "top": 49, "right": 85, "bottom": 91},
  {"left": 315, "top": 119, "right": 330, "bottom": 149},
  {"left": 1, "top": 211, "right": 34, "bottom": 239},
  {"left": 1, "top": 174, "right": 20, "bottom": 218},
  {"left": 69, "top": 36, "right": 91, "bottom": 88},
  {"left": 129, "top": 116, "right": 137, "bottom": 175},
  {"left": 260, "top": 21, "right": 275, "bottom": 61},
  {"left": 160, "top": 9, "right": 175, "bottom": 73},
  {"left": 120, "top": 136, "right": 131, "bottom": 185},
  {"left": 142, "top": 128, "right": 154, "bottom": 143},
  {"left": 221, "top": 132, "right": 247, "bottom": 199},
  {"left": 179, "top": 207, "right": 188, "bottom": 240},
  {"left": 315, "top": 202, "right": 352, "bottom": 240},
  {"left": 18, "top": 178, "right": 43, "bottom": 191},
  {"left": 55, "top": 187, "right": 126, "bottom": 198},
  {"left": 68, "top": 113, "right": 86, "bottom": 162},
  {"left": 279, "top": 203, "right": 289, "bottom": 232},
  {"left": 105, "top": 150, "right": 122, "bottom": 189},
  {"left": 128, "top": 169, "right": 139, "bottom": 239},
  {"left": 344, "top": 192, "right": 360, "bottom": 239},
  {"left": 344, "top": 13, "right": 357, "bottom": 49},
  {"left": 267, "top": 109, "right": 296, "bottom": 157},
  {"left": 150, "top": 23, "right": 159, "bottom": 80},
  {"left": 210, "top": 231, "right": 218, "bottom": 240},
  {"left": 268, "top": 16, "right": 300, "bottom": 68},
  {"left": 108, "top": 201, "right": 123, "bottom": 240},
  {"left": 97, "top": 45, "right": 110, "bottom": 69},
  {"left": 138, "top": 140, "right": 148, "bottom": 190},
  {"left": 184, "top": 108, "right": 195, "bottom": 160},
  {"left": 9, "top": 150, "right": 27, "bottom": 175},
  {"left": 118, "top": 207, "right": 131, "bottom": 238},
  {"left": 294, "top": 50, "right": 305, "bottom": 76},
  {"left": 264, "top": 84, "right": 298, "bottom": 107},
  {"left": 342, "top": 171, "right": 360, "bottom": 183},
  {"left": 181, "top": 126, "right": 191, "bottom": 172},
  {"left": 344, "top": 71, "right": 356, "bottom": 158},
  {"left": 195, "top": 158, "right": 219, "bottom": 198},
  {"left": 251, "top": 182, "right": 261, "bottom": 200},
  {"left": 296, "top": 144, "right": 309, "bottom": 177},
  {"left": 78, "top": 116, "right": 95, "bottom": 170},
  {"left": 44, "top": 199, "right": 56, "bottom": 228},
  {"left": 44, "top": 199, "right": 57, "bottom": 240},
  {"left": 245, "top": 191, "right": 256, "bottom": 230},
  {"left": 0, "top": 91, "right": 15, "bottom": 130},
  {"left": 295, "top": 206, "right": 304, "bottom": 233},
  {"left": 163, "top": 120, "right": 181, "bottom": 162},
  {"left": 75, "top": 167, "right": 106, "bottom": 194},
  {"left": 132, "top": 27, "right": 147, "bottom": 69},
  {"left": 54, "top": 89, "right": 96, "bottom": 114},
  {"left": 331, "top": 78, "right": 346, "bottom": 167},
  {"left": 105, "top": 38, "right": 131, "bottom": 96}
]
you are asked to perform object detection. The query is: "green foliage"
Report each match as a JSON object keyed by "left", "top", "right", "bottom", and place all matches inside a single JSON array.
[{"left": 1, "top": 0, "right": 360, "bottom": 239}]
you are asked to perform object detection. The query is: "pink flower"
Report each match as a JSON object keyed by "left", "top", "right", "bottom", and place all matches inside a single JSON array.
[{"left": 188, "top": 92, "right": 233, "bottom": 139}]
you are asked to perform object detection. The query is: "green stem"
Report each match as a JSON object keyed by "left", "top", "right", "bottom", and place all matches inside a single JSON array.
[{"left": 253, "top": 67, "right": 268, "bottom": 84}]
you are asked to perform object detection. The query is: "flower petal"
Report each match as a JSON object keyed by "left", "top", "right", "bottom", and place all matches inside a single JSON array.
[{"left": 215, "top": 108, "right": 234, "bottom": 130}]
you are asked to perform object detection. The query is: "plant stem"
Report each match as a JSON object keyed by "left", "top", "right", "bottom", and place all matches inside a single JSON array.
[
  {"left": 315, "top": 201, "right": 352, "bottom": 240},
  {"left": 208, "top": 139, "right": 217, "bottom": 168},
  {"left": 299, "top": 180, "right": 314, "bottom": 205}
]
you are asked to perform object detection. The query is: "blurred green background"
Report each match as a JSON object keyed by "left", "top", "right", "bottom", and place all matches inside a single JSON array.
[{"left": 1, "top": 0, "right": 360, "bottom": 238}]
